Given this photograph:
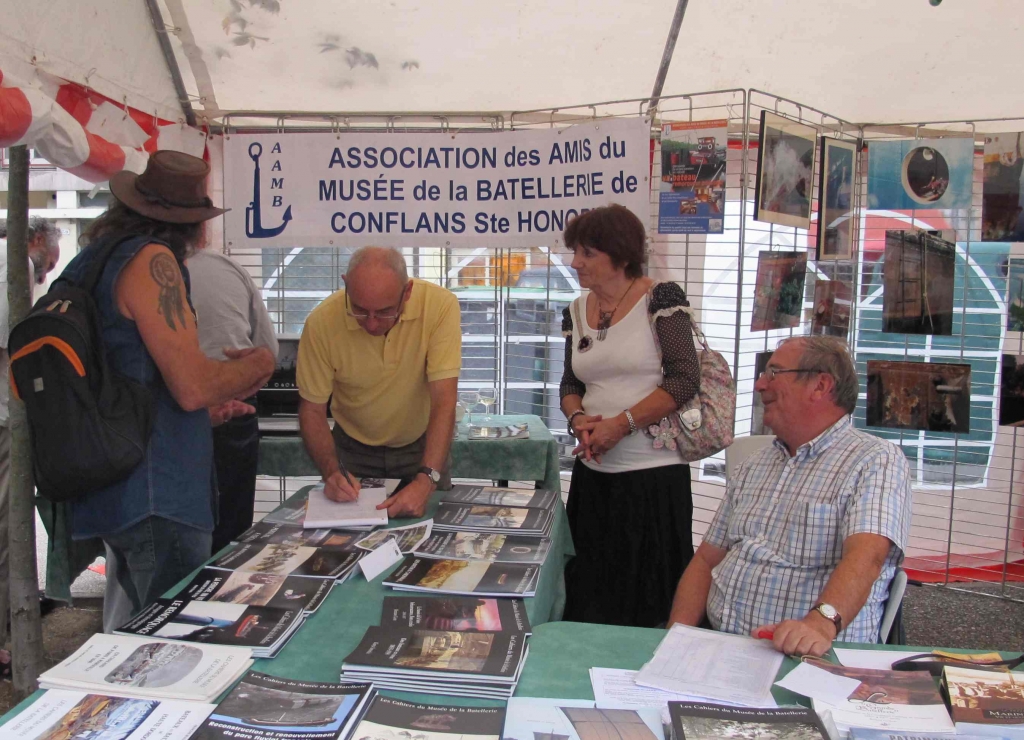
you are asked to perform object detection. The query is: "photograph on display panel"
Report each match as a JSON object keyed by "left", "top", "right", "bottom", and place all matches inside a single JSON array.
[
  {"left": 1006, "top": 257, "right": 1024, "bottom": 331},
  {"left": 983, "top": 132, "right": 1024, "bottom": 241},
  {"left": 866, "top": 360, "right": 971, "bottom": 434},
  {"left": 808, "top": 279, "right": 852, "bottom": 338},
  {"left": 658, "top": 120, "right": 727, "bottom": 235},
  {"left": 999, "top": 354, "right": 1024, "bottom": 427},
  {"left": 816, "top": 137, "right": 858, "bottom": 260},
  {"left": 882, "top": 230, "right": 956, "bottom": 336},
  {"left": 754, "top": 111, "right": 817, "bottom": 229},
  {"left": 866, "top": 138, "right": 974, "bottom": 211},
  {"left": 750, "top": 251, "right": 807, "bottom": 332}
]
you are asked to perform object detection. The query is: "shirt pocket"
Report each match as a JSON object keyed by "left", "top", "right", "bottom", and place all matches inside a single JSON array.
[{"left": 777, "top": 501, "right": 844, "bottom": 568}]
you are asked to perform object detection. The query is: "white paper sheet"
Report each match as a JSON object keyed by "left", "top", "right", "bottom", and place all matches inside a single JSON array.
[
  {"left": 304, "top": 483, "right": 388, "bottom": 529},
  {"left": 635, "top": 624, "right": 784, "bottom": 707},
  {"left": 832, "top": 647, "right": 924, "bottom": 671},
  {"left": 590, "top": 667, "right": 777, "bottom": 710},
  {"left": 774, "top": 662, "right": 861, "bottom": 704},
  {"left": 359, "top": 538, "right": 404, "bottom": 581}
]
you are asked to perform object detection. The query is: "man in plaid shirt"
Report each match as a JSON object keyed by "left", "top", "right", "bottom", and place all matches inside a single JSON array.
[{"left": 669, "top": 336, "right": 912, "bottom": 656}]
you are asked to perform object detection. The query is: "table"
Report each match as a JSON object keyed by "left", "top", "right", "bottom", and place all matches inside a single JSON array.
[{"left": 258, "top": 414, "right": 563, "bottom": 493}]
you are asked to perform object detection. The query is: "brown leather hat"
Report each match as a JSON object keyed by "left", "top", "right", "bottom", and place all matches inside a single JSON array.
[{"left": 109, "top": 150, "right": 227, "bottom": 224}]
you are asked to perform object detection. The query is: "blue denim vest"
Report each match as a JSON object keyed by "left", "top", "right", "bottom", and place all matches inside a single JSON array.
[{"left": 62, "top": 235, "right": 215, "bottom": 538}]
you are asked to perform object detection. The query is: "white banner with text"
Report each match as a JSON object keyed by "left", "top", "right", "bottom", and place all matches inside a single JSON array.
[{"left": 222, "top": 118, "right": 651, "bottom": 249}]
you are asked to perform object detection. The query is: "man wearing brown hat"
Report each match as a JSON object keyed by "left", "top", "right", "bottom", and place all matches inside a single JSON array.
[{"left": 58, "top": 150, "right": 274, "bottom": 621}]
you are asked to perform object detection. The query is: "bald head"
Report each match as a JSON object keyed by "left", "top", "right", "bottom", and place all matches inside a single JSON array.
[
  {"left": 343, "top": 247, "right": 412, "bottom": 336},
  {"left": 346, "top": 246, "right": 408, "bottom": 285}
]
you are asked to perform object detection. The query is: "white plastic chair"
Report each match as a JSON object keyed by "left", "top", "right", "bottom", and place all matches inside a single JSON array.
[
  {"left": 724, "top": 435, "right": 775, "bottom": 481},
  {"left": 879, "top": 567, "right": 908, "bottom": 644}
]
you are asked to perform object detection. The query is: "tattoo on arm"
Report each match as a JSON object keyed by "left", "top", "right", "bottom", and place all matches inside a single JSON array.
[{"left": 149, "top": 253, "right": 187, "bottom": 331}]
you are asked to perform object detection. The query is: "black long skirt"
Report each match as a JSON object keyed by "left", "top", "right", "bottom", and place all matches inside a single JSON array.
[{"left": 563, "top": 458, "right": 694, "bottom": 628}]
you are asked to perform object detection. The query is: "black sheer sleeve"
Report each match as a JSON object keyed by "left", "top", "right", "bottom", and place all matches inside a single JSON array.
[
  {"left": 559, "top": 305, "right": 586, "bottom": 400},
  {"left": 649, "top": 282, "right": 700, "bottom": 407}
]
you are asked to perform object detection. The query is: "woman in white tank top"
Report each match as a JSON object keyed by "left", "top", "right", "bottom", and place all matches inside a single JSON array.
[{"left": 559, "top": 205, "right": 701, "bottom": 627}]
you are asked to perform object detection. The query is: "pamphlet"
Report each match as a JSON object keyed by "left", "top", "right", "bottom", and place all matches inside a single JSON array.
[
  {"left": 441, "top": 485, "right": 557, "bottom": 509},
  {"left": 380, "top": 595, "right": 531, "bottom": 633},
  {"left": 348, "top": 696, "right": 505, "bottom": 740},
  {"left": 178, "top": 567, "right": 333, "bottom": 613},
  {"left": 417, "top": 531, "right": 552, "bottom": 563},
  {"left": 385, "top": 555, "right": 539, "bottom": 597},
  {"left": 668, "top": 701, "right": 827, "bottom": 740},
  {"left": 210, "top": 542, "right": 362, "bottom": 580}
]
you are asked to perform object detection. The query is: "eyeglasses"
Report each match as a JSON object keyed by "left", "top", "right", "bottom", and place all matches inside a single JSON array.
[
  {"left": 345, "top": 291, "right": 403, "bottom": 321},
  {"left": 759, "top": 367, "right": 821, "bottom": 381}
]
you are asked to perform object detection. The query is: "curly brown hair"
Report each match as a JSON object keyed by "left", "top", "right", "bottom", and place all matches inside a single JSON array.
[{"left": 81, "top": 201, "right": 203, "bottom": 260}]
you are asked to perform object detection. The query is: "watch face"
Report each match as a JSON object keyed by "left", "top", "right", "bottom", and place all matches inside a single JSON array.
[{"left": 819, "top": 604, "right": 838, "bottom": 619}]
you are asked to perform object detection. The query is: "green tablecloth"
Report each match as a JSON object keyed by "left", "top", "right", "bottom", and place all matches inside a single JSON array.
[{"left": 258, "top": 414, "right": 563, "bottom": 493}]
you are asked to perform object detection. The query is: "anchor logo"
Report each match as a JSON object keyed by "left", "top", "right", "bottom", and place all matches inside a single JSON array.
[{"left": 246, "top": 142, "right": 293, "bottom": 238}]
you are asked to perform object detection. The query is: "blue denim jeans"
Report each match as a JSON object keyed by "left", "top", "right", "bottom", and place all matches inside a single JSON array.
[{"left": 103, "top": 516, "right": 212, "bottom": 621}]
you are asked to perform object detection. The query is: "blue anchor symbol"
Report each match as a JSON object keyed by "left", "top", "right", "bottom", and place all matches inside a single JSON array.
[{"left": 246, "top": 142, "right": 293, "bottom": 238}]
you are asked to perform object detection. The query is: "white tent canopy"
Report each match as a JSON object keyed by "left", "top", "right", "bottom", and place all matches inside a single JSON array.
[{"left": 1, "top": 0, "right": 1019, "bottom": 125}]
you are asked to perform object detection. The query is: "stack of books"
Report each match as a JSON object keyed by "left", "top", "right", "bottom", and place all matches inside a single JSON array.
[
  {"left": 383, "top": 556, "right": 540, "bottom": 597},
  {"left": 668, "top": 702, "right": 829, "bottom": 739},
  {"left": 434, "top": 498, "right": 554, "bottom": 537},
  {"left": 37, "top": 633, "right": 253, "bottom": 702},
  {"left": 340, "top": 595, "right": 531, "bottom": 699},
  {"left": 192, "top": 670, "right": 376, "bottom": 740},
  {"left": 210, "top": 541, "right": 364, "bottom": 582}
]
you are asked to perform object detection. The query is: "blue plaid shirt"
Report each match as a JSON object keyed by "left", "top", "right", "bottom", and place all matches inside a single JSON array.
[{"left": 704, "top": 416, "right": 912, "bottom": 643}]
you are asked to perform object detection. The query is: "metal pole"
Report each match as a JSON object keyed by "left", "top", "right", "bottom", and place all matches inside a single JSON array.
[
  {"left": 6, "top": 145, "right": 44, "bottom": 699},
  {"left": 647, "top": 0, "right": 691, "bottom": 117},
  {"left": 142, "top": 0, "right": 197, "bottom": 126}
]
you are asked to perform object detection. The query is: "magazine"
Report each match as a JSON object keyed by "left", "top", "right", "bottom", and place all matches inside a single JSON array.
[
  {"left": 178, "top": 567, "right": 333, "bottom": 613},
  {"left": 503, "top": 698, "right": 663, "bottom": 740},
  {"left": 433, "top": 502, "right": 552, "bottom": 535},
  {"left": 668, "top": 701, "right": 827, "bottom": 739},
  {"left": 210, "top": 542, "right": 362, "bottom": 580},
  {"left": 441, "top": 486, "right": 557, "bottom": 510},
  {"left": 356, "top": 521, "right": 432, "bottom": 553},
  {"left": 304, "top": 482, "right": 388, "bottom": 529},
  {"left": 467, "top": 423, "right": 529, "bottom": 440},
  {"left": 0, "top": 690, "right": 214, "bottom": 740},
  {"left": 38, "top": 633, "right": 253, "bottom": 702},
  {"left": 380, "top": 595, "right": 531, "bottom": 633},
  {"left": 234, "top": 521, "right": 364, "bottom": 550},
  {"left": 115, "top": 598, "right": 304, "bottom": 658},
  {"left": 342, "top": 626, "right": 527, "bottom": 682},
  {"left": 384, "top": 556, "right": 539, "bottom": 597},
  {"left": 417, "top": 531, "right": 551, "bottom": 564},
  {"left": 347, "top": 696, "right": 505, "bottom": 740},
  {"left": 945, "top": 665, "right": 1024, "bottom": 736},
  {"left": 193, "top": 671, "right": 375, "bottom": 740}
]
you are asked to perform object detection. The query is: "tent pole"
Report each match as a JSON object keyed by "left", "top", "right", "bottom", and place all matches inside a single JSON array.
[
  {"left": 143, "top": 0, "right": 197, "bottom": 126},
  {"left": 6, "top": 145, "right": 44, "bottom": 699},
  {"left": 648, "top": 0, "right": 691, "bottom": 117}
]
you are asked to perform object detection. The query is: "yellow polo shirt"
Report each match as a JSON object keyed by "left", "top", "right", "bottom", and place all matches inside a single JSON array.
[{"left": 296, "top": 279, "right": 462, "bottom": 447}]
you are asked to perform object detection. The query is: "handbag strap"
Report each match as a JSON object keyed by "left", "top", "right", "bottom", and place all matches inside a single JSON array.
[
  {"left": 571, "top": 295, "right": 584, "bottom": 340},
  {"left": 647, "top": 280, "right": 710, "bottom": 353}
]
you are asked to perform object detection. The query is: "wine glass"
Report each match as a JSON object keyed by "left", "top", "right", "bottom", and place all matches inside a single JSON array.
[
  {"left": 478, "top": 386, "right": 497, "bottom": 421},
  {"left": 459, "top": 390, "right": 480, "bottom": 425}
]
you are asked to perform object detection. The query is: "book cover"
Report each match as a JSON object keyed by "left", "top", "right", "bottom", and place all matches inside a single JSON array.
[
  {"left": 343, "top": 627, "right": 527, "bottom": 680},
  {"left": 433, "top": 503, "right": 550, "bottom": 532},
  {"left": 211, "top": 543, "right": 362, "bottom": 579},
  {"left": 503, "top": 698, "right": 663, "bottom": 740},
  {"left": 262, "top": 492, "right": 310, "bottom": 526},
  {"left": 380, "top": 596, "right": 530, "bottom": 633},
  {"left": 179, "top": 568, "right": 333, "bottom": 613},
  {"left": 194, "top": 671, "right": 374, "bottom": 740},
  {"left": 356, "top": 521, "right": 433, "bottom": 553},
  {"left": 441, "top": 486, "right": 556, "bottom": 510},
  {"left": 234, "top": 521, "right": 363, "bottom": 550},
  {"left": 945, "top": 665, "right": 1024, "bottom": 731},
  {"left": 417, "top": 532, "right": 551, "bottom": 564},
  {"left": 350, "top": 696, "right": 505, "bottom": 740},
  {"left": 385, "top": 556, "right": 539, "bottom": 596},
  {"left": 669, "top": 701, "right": 827, "bottom": 739},
  {"left": 0, "top": 690, "right": 214, "bottom": 740},
  {"left": 117, "top": 599, "right": 302, "bottom": 653},
  {"left": 467, "top": 423, "right": 529, "bottom": 440}
]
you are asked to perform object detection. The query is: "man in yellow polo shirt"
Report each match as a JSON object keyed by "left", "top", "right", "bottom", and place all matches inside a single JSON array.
[{"left": 296, "top": 246, "right": 461, "bottom": 517}]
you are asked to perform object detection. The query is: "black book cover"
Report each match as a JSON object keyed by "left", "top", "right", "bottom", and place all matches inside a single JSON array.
[
  {"left": 441, "top": 486, "right": 557, "bottom": 510},
  {"left": 211, "top": 543, "right": 362, "bottom": 579},
  {"left": 344, "top": 627, "right": 526, "bottom": 679},
  {"left": 262, "top": 491, "right": 309, "bottom": 525},
  {"left": 353, "top": 696, "right": 505, "bottom": 739},
  {"left": 179, "top": 567, "right": 332, "bottom": 613},
  {"left": 117, "top": 598, "right": 301, "bottom": 651},
  {"left": 417, "top": 531, "right": 551, "bottom": 563},
  {"left": 433, "top": 503, "right": 550, "bottom": 531},
  {"left": 385, "top": 556, "right": 539, "bottom": 595},
  {"left": 195, "top": 670, "right": 374, "bottom": 740},
  {"left": 669, "top": 701, "right": 827, "bottom": 739},
  {"left": 380, "top": 596, "right": 531, "bottom": 633},
  {"left": 234, "top": 521, "right": 364, "bottom": 550}
]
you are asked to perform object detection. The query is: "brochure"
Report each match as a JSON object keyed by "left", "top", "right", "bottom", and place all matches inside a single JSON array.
[
  {"left": 441, "top": 486, "right": 557, "bottom": 510},
  {"left": 417, "top": 531, "right": 551, "bottom": 564},
  {"left": 178, "top": 567, "right": 333, "bottom": 613},
  {"left": 380, "top": 595, "right": 531, "bottom": 633},
  {"left": 234, "top": 521, "right": 364, "bottom": 550},
  {"left": 37, "top": 633, "right": 253, "bottom": 702},
  {"left": 193, "top": 671, "right": 375, "bottom": 740},
  {"left": 210, "top": 542, "right": 362, "bottom": 580},
  {"left": 433, "top": 502, "right": 552, "bottom": 535},
  {"left": 347, "top": 696, "right": 505, "bottom": 740},
  {"left": 384, "top": 556, "right": 539, "bottom": 597},
  {"left": 355, "top": 520, "right": 432, "bottom": 553},
  {"left": 668, "top": 701, "right": 827, "bottom": 739},
  {"left": 0, "top": 690, "right": 214, "bottom": 740}
]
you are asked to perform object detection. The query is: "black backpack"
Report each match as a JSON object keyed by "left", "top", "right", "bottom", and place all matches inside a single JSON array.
[{"left": 9, "top": 234, "right": 154, "bottom": 502}]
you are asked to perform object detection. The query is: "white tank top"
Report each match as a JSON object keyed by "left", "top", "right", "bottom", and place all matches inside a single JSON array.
[{"left": 571, "top": 294, "right": 682, "bottom": 473}]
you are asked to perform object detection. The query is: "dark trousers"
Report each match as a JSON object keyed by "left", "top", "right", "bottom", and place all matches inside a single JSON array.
[
  {"left": 211, "top": 412, "right": 260, "bottom": 554},
  {"left": 331, "top": 423, "right": 452, "bottom": 489}
]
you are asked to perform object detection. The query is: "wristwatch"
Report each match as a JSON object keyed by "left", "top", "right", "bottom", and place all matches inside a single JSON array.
[
  {"left": 418, "top": 466, "right": 441, "bottom": 485},
  {"left": 811, "top": 603, "right": 843, "bottom": 634}
]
